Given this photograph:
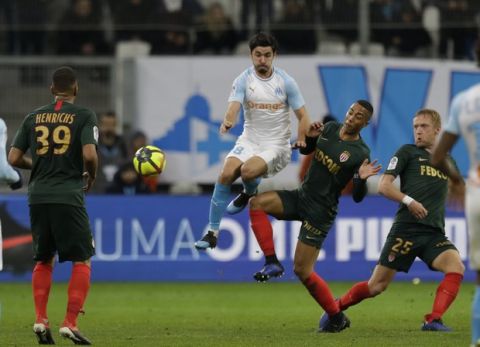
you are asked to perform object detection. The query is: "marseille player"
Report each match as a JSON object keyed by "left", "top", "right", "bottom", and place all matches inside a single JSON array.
[
  {"left": 432, "top": 47, "right": 480, "bottom": 344},
  {"left": 322, "top": 109, "right": 464, "bottom": 332},
  {"left": 195, "top": 32, "right": 311, "bottom": 250},
  {"left": 0, "top": 118, "right": 22, "bottom": 190},
  {"left": 9, "top": 66, "right": 97, "bottom": 345},
  {"left": 249, "top": 100, "right": 381, "bottom": 332}
]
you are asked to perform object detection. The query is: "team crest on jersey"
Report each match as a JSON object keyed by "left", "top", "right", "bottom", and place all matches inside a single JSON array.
[
  {"left": 275, "top": 87, "right": 283, "bottom": 96},
  {"left": 339, "top": 151, "right": 350, "bottom": 162},
  {"left": 388, "top": 252, "right": 396, "bottom": 262}
]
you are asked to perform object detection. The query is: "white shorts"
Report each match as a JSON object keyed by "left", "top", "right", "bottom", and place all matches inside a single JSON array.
[
  {"left": 466, "top": 181, "right": 480, "bottom": 270},
  {"left": 226, "top": 137, "right": 291, "bottom": 178}
]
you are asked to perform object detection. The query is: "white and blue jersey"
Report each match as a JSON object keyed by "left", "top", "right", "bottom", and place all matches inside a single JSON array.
[
  {"left": 445, "top": 84, "right": 480, "bottom": 183},
  {"left": 445, "top": 83, "right": 480, "bottom": 269},
  {"left": 228, "top": 66, "right": 305, "bottom": 146}
]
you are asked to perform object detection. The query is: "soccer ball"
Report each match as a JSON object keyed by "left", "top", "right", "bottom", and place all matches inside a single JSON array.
[{"left": 132, "top": 145, "right": 166, "bottom": 176}]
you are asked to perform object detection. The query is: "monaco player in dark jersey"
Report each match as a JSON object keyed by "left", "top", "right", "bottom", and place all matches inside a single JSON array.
[
  {"left": 320, "top": 109, "right": 465, "bottom": 332},
  {"left": 9, "top": 66, "right": 97, "bottom": 345},
  {"left": 249, "top": 100, "right": 381, "bottom": 332}
]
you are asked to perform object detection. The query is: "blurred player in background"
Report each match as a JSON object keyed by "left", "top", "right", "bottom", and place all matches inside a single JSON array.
[
  {"left": 249, "top": 100, "right": 381, "bottom": 332},
  {"left": 324, "top": 109, "right": 464, "bottom": 332},
  {"left": 0, "top": 117, "right": 22, "bottom": 190},
  {"left": 8, "top": 66, "right": 98, "bottom": 345},
  {"left": 431, "top": 41, "right": 480, "bottom": 345},
  {"left": 195, "top": 32, "right": 311, "bottom": 250}
]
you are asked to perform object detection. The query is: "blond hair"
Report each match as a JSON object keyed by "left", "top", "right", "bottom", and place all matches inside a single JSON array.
[{"left": 415, "top": 108, "right": 441, "bottom": 129}]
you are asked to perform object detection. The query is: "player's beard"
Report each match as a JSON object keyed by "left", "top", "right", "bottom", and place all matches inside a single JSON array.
[{"left": 255, "top": 65, "right": 270, "bottom": 76}]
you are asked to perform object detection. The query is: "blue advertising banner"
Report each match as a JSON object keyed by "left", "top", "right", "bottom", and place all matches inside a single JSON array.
[{"left": 0, "top": 195, "right": 471, "bottom": 282}]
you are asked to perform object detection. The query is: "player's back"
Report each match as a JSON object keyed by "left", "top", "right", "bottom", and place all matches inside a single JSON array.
[{"left": 19, "top": 100, "right": 97, "bottom": 206}]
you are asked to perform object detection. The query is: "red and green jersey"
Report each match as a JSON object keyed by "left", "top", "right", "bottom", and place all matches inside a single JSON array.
[
  {"left": 384, "top": 144, "right": 456, "bottom": 230},
  {"left": 12, "top": 100, "right": 98, "bottom": 206}
]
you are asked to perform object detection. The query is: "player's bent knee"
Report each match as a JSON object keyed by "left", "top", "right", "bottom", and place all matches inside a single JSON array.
[
  {"left": 240, "top": 166, "right": 259, "bottom": 182},
  {"left": 369, "top": 282, "right": 389, "bottom": 296}
]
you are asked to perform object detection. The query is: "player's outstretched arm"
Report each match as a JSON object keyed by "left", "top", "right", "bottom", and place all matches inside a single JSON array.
[
  {"left": 220, "top": 101, "right": 241, "bottom": 134},
  {"left": 7, "top": 147, "right": 32, "bottom": 170},
  {"left": 292, "top": 106, "right": 311, "bottom": 149},
  {"left": 353, "top": 159, "right": 382, "bottom": 202}
]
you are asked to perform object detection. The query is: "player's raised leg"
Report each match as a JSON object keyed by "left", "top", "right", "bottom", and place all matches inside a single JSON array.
[
  {"left": 227, "top": 156, "right": 267, "bottom": 215},
  {"left": 195, "top": 157, "right": 242, "bottom": 250}
]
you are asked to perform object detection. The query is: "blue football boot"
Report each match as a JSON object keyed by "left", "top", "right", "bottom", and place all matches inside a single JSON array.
[
  {"left": 318, "top": 311, "right": 351, "bottom": 333},
  {"left": 253, "top": 262, "right": 285, "bottom": 282},
  {"left": 421, "top": 319, "right": 452, "bottom": 332}
]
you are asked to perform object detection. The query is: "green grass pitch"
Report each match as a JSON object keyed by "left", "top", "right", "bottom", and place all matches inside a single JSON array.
[{"left": 0, "top": 281, "right": 472, "bottom": 346}]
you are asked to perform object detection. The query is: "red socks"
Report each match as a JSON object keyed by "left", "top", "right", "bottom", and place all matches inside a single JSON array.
[
  {"left": 250, "top": 209, "right": 275, "bottom": 256},
  {"left": 425, "top": 272, "right": 463, "bottom": 322},
  {"left": 63, "top": 264, "right": 91, "bottom": 329},
  {"left": 339, "top": 281, "right": 372, "bottom": 311},
  {"left": 32, "top": 263, "right": 53, "bottom": 324},
  {"left": 302, "top": 272, "right": 339, "bottom": 316}
]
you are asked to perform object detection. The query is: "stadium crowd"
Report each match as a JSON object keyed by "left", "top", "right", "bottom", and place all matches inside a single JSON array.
[{"left": 0, "top": 0, "right": 478, "bottom": 60}]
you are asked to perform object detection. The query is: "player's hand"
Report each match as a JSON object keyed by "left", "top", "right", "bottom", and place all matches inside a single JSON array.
[
  {"left": 291, "top": 140, "right": 306, "bottom": 149},
  {"left": 306, "top": 122, "right": 324, "bottom": 137},
  {"left": 408, "top": 200, "right": 428, "bottom": 219},
  {"left": 358, "top": 159, "right": 382, "bottom": 179},
  {"left": 220, "top": 120, "right": 233, "bottom": 134},
  {"left": 447, "top": 180, "right": 465, "bottom": 211},
  {"left": 82, "top": 172, "right": 95, "bottom": 192}
]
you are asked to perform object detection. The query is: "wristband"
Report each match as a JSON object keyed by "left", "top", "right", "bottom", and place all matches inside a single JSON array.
[{"left": 402, "top": 195, "right": 414, "bottom": 206}]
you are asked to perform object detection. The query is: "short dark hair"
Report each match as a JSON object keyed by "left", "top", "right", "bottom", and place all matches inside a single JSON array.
[
  {"left": 52, "top": 66, "right": 77, "bottom": 94},
  {"left": 249, "top": 32, "right": 278, "bottom": 53},
  {"left": 356, "top": 99, "right": 374, "bottom": 117}
]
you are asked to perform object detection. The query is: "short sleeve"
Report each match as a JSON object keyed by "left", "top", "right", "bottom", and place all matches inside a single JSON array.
[
  {"left": 444, "top": 92, "right": 464, "bottom": 135},
  {"left": 227, "top": 71, "right": 247, "bottom": 104},
  {"left": 384, "top": 145, "right": 410, "bottom": 177},
  {"left": 81, "top": 111, "right": 98, "bottom": 146}
]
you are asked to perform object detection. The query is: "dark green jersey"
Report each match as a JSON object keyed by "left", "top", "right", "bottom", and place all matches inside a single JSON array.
[
  {"left": 12, "top": 100, "right": 98, "bottom": 206},
  {"left": 300, "top": 121, "right": 370, "bottom": 211},
  {"left": 384, "top": 144, "right": 454, "bottom": 230}
]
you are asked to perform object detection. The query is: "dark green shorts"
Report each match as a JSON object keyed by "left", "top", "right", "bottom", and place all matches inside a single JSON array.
[
  {"left": 29, "top": 204, "right": 95, "bottom": 263},
  {"left": 379, "top": 223, "right": 458, "bottom": 273},
  {"left": 277, "top": 190, "right": 334, "bottom": 249}
]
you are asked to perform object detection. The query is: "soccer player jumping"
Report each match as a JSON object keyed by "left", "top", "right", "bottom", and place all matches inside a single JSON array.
[
  {"left": 249, "top": 100, "right": 381, "bottom": 332},
  {"left": 195, "top": 32, "right": 311, "bottom": 250},
  {"left": 321, "top": 109, "right": 464, "bottom": 332}
]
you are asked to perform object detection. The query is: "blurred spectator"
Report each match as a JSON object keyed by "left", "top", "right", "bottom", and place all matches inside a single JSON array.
[
  {"left": 438, "top": 0, "right": 479, "bottom": 60},
  {"left": 128, "top": 130, "right": 158, "bottom": 193},
  {"left": 93, "top": 111, "right": 127, "bottom": 193},
  {"left": 0, "top": 0, "right": 15, "bottom": 54},
  {"left": 387, "top": 3, "right": 431, "bottom": 56},
  {"left": 273, "top": 0, "right": 316, "bottom": 54},
  {"left": 320, "top": 0, "right": 359, "bottom": 44},
  {"left": 370, "top": 0, "right": 402, "bottom": 50},
  {"left": 57, "top": 0, "right": 110, "bottom": 55},
  {"left": 240, "top": 0, "right": 274, "bottom": 40},
  {"left": 150, "top": 0, "right": 204, "bottom": 54},
  {"left": 194, "top": 2, "right": 238, "bottom": 54},
  {"left": 106, "top": 162, "right": 150, "bottom": 195},
  {"left": 15, "top": 0, "right": 48, "bottom": 54},
  {"left": 111, "top": 0, "right": 157, "bottom": 44}
]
